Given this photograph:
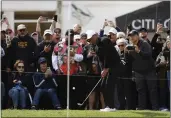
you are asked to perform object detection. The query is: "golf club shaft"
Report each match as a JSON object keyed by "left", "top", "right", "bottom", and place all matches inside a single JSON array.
[{"left": 79, "top": 78, "right": 103, "bottom": 106}]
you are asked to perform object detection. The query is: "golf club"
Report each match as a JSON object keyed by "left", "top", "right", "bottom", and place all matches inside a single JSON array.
[{"left": 77, "top": 78, "right": 103, "bottom": 107}]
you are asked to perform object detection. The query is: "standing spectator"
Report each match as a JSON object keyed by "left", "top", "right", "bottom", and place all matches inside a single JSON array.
[
  {"left": 60, "top": 54, "right": 79, "bottom": 75},
  {"left": 115, "top": 38, "right": 137, "bottom": 110},
  {"left": 73, "top": 24, "right": 82, "bottom": 35},
  {"left": 156, "top": 40, "right": 170, "bottom": 111},
  {"left": 117, "top": 32, "right": 126, "bottom": 39},
  {"left": 84, "top": 30, "right": 105, "bottom": 110},
  {"left": 52, "top": 29, "right": 83, "bottom": 74},
  {"left": 31, "top": 57, "right": 61, "bottom": 110},
  {"left": 126, "top": 30, "right": 159, "bottom": 110},
  {"left": 35, "top": 29, "right": 56, "bottom": 70},
  {"left": 151, "top": 23, "right": 167, "bottom": 60},
  {"left": 31, "top": 32, "right": 40, "bottom": 45},
  {"left": 138, "top": 28, "right": 151, "bottom": 44},
  {"left": 80, "top": 33, "right": 88, "bottom": 48},
  {"left": 7, "top": 24, "right": 37, "bottom": 72},
  {"left": 1, "top": 30, "right": 11, "bottom": 108},
  {"left": 98, "top": 28, "right": 121, "bottom": 112},
  {"left": 8, "top": 60, "right": 29, "bottom": 109}
]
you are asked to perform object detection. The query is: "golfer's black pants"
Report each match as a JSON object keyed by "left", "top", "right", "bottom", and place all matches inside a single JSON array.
[
  {"left": 102, "top": 68, "right": 117, "bottom": 108},
  {"left": 117, "top": 77, "right": 137, "bottom": 110},
  {"left": 135, "top": 71, "right": 159, "bottom": 110}
]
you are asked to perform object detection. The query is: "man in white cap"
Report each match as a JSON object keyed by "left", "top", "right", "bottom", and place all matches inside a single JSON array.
[
  {"left": 36, "top": 29, "right": 56, "bottom": 70},
  {"left": 7, "top": 24, "right": 37, "bottom": 72},
  {"left": 97, "top": 27, "right": 122, "bottom": 112},
  {"left": 108, "top": 27, "right": 118, "bottom": 45},
  {"left": 84, "top": 30, "right": 105, "bottom": 110}
]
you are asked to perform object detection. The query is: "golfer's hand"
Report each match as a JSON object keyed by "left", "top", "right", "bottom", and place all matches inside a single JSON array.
[{"left": 101, "top": 68, "right": 109, "bottom": 78}]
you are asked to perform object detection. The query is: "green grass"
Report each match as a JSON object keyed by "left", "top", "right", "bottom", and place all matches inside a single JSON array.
[{"left": 2, "top": 110, "right": 170, "bottom": 117}]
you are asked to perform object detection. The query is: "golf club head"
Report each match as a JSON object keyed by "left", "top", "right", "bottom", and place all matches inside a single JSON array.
[{"left": 77, "top": 103, "right": 83, "bottom": 107}]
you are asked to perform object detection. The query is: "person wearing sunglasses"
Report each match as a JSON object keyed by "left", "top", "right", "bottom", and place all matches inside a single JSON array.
[
  {"left": 115, "top": 38, "right": 136, "bottom": 110},
  {"left": 7, "top": 24, "right": 37, "bottom": 72},
  {"left": 8, "top": 60, "right": 29, "bottom": 109}
]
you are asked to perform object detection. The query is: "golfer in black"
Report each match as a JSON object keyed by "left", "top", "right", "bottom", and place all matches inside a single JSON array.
[{"left": 97, "top": 28, "right": 121, "bottom": 112}]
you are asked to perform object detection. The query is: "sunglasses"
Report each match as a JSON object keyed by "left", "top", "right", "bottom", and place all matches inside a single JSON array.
[
  {"left": 17, "top": 66, "right": 24, "bottom": 69},
  {"left": 19, "top": 29, "right": 26, "bottom": 32},
  {"left": 117, "top": 37, "right": 123, "bottom": 39},
  {"left": 118, "top": 45, "right": 125, "bottom": 47}
]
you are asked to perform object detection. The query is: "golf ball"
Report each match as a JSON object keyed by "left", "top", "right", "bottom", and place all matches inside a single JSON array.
[{"left": 73, "top": 87, "right": 75, "bottom": 90}]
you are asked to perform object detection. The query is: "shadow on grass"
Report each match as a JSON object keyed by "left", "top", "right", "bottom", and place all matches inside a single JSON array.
[{"left": 131, "top": 111, "right": 170, "bottom": 117}]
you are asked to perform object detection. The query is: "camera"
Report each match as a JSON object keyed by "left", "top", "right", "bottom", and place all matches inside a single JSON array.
[{"left": 126, "top": 45, "right": 135, "bottom": 50}]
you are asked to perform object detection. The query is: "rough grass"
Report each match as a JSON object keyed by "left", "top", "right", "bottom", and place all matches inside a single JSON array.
[{"left": 2, "top": 110, "right": 170, "bottom": 117}]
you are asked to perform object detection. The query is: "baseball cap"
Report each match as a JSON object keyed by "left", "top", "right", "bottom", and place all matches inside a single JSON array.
[
  {"left": 139, "top": 28, "right": 148, "bottom": 32},
  {"left": 38, "top": 57, "right": 47, "bottom": 64},
  {"left": 43, "top": 29, "right": 53, "bottom": 36},
  {"left": 65, "top": 29, "right": 74, "bottom": 36},
  {"left": 86, "top": 30, "right": 96, "bottom": 40},
  {"left": 128, "top": 30, "right": 139, "bottom": 36},
  {"left": 116, "top": 38, "right": 128, "bottom": 45},
  {"left": 117, "top": 32, "right": 126, "bottom": 38},
  {"left": 17, "top": 24, "right": 26, "bottom": 30},
  {"left": 108, "top": 28, "right": 117, "bottom": 35}
]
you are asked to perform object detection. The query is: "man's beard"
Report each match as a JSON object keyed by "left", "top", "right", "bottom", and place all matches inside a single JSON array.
[{"left": 66, "top": 39, "right": 74, "bottom": 45}]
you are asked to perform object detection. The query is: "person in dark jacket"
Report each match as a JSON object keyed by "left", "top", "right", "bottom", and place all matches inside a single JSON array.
[
  {"left": 8, "top": 60, "right": 29, "bottom": 109},
  {"left": 31, "top": 57, "right": 61, "bottom": 110},
  {"left": 35, "top": 29, "right": 56, "bottom": 70},
  {"left": 138, "top": 28, "right": 151, "bottom": 44},
  {"left": 126, "top": 30, "right": 159, "bottom": 110},
  {"left": 97, "top": 28, "right": 122, "bottom": 112},
  {"left": 151, "top": 23, "right": 168, "bottom": 60},
  {"left": 115, "top": 38, "right": 136, "bottom": 110},
  {"left": 84, "top": 30, "right": 105, "bottom": 110},
  {"left": 156, "top": 39, "right": 170, "bottom": 111},
  {"left": 7, "top": 24, "right": 37, "bottom": 72}
]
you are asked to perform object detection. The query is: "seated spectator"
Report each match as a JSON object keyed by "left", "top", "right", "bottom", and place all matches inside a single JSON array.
[
  {"left": 8, "top": 60, "right": 29, "bottom": 109},
  {"left": 31, "top": 57, "right": 61, "bottom": 110}
]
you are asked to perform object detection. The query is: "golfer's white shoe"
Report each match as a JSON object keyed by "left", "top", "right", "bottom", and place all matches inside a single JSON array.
[{"left": 100, "top": 107, "right": 116, "bottom": 112}]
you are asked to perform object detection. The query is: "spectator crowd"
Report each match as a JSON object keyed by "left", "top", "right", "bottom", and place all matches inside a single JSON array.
[{"left": 1, "top": 14, "right": 170, "bottom": 112}]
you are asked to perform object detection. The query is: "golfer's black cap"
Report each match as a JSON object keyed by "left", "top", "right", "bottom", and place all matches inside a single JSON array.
[
  {"left": 65, "top": 29, "right": 74, "bottom": 36},
  {"left": 38, "top": 57, "right": 47, "bottom": 64},
  {"left": 139, "top": 28, "right": 148, "bottom": 32},
  {"left": 128, "top": 30, "right": 139, "bottom": 36}
]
